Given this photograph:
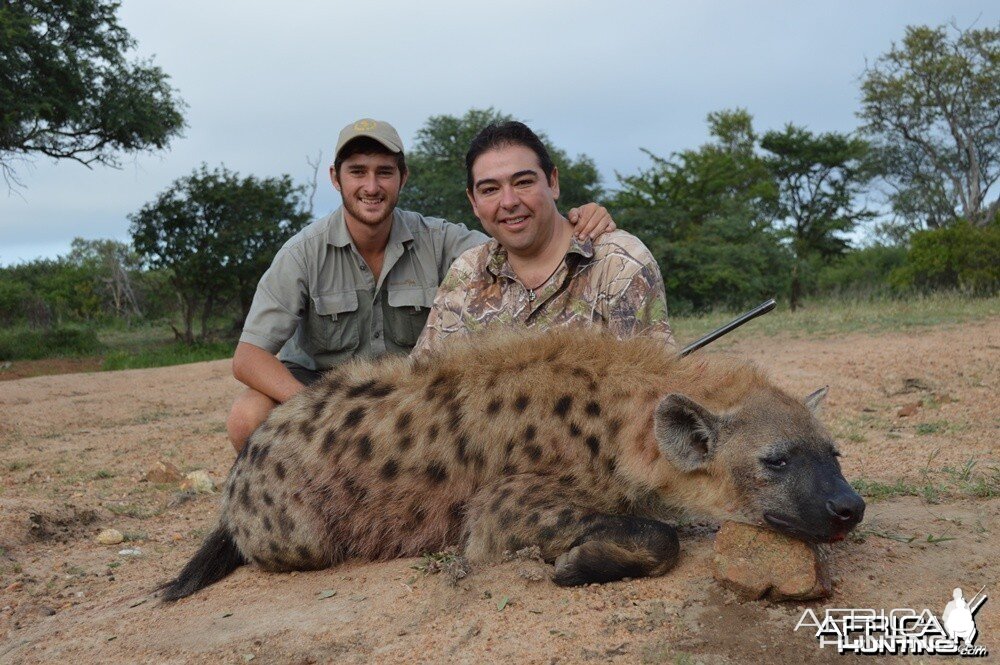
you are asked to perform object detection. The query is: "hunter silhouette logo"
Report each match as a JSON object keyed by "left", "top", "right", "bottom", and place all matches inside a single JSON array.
[
  {"left": 943, "top": 587, "right": 986, "bottom": 647},
  {"left": 795, "top": 585, "right": 989, "bottom": 657}
]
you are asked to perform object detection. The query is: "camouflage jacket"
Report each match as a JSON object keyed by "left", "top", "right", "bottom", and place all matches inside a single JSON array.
[{"left": 412, "top": 230, "right": 675, "bottom": 355}]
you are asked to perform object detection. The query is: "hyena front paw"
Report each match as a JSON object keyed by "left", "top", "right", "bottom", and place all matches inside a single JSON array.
[
  {"left": 552, "top": 541, "right": 635, "bottom": 586},
  {"left": 552, "top": 531, "right": 679, "bottom": 587}
]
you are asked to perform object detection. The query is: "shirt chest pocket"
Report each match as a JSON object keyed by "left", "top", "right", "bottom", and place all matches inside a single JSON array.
[
  {"left": 385, "top": 286, "right": 436, "bottom": 347},
  {"left": 308, "top": 291, "right": 360, "bottom": 353}
]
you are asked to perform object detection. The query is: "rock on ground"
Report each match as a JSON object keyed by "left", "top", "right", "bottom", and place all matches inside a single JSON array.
[
  {"left": 712, "top": 521, "right": 832, "bottom": 601},
  {"left": 94, "top": 528, "right": 124, "bottom": 545},
  {"left": 180, "top": 469, "right": 215, "bottom": 493},
  {"left": 144, "top": 460, "right": 183, "bottom": 484}
]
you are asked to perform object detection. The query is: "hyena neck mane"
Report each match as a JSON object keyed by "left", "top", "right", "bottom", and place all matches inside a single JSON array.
[{"left": 411, "top": 328, "right": 771, "bottom": 407}]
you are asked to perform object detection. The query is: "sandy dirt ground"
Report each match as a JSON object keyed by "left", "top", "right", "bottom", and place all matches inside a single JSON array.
[{"left": 0, "top": 318, "right": 997, "bottom": 664}]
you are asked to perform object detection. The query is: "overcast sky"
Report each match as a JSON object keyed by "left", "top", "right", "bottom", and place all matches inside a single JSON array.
[{"left": 2, "top": 0, "right": 997, "bottom": 266}]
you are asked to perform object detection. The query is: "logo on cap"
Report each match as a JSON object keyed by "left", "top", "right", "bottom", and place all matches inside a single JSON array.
[{"left": 354, "top": 119, "right": 377, "bottom": 132}]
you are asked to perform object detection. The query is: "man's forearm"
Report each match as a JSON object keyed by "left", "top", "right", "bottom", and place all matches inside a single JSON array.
[{"left": 232, "top": 342, "right": 305, "bottom": 404}]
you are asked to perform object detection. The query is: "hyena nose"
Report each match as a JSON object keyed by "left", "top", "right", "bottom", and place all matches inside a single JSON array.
[{"left": 826, "top": 493, "right": 865, "bottom": 526}]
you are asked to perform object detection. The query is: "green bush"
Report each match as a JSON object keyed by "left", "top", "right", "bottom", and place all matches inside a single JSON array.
[
  {"left": 0, "top": 326, "right": 104, "bottom": 360},
  {"left": 815, "top": 244, "right": 907, "bottom": 297},
  {"left": 891, "top": 220, "right": 1000, "bottom": 294},
  {"left": 0, "top": 276, "right": 31, "bottom": 325},
  {"left": 653, "top": 217, "right": 792, "bottom": 315}
]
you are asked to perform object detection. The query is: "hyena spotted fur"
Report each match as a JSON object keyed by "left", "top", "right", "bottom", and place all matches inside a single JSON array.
[{"left": 163, "top": 328, "right": 864, "bottom": 600}]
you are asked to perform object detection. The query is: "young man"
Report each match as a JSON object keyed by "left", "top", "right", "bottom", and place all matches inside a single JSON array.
[
  {"left": 227, "top": 119, "right": 614, "bottom": 451},
  {"left": 413, "top": 121, "right": 674, "bottom": 355}
]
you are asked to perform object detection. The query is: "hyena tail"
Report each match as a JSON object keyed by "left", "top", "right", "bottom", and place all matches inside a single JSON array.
[{"left": 159, "top": 525, "right": 245, "bottom": 602}]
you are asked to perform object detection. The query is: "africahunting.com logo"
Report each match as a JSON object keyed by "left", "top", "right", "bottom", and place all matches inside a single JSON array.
[{"left": 795, "top": 586, "right": 988, "bottom": 657}]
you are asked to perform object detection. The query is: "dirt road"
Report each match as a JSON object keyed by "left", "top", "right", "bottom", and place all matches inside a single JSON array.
[{"left": 1, "top": 319, "right": 997, "bottom": 663}]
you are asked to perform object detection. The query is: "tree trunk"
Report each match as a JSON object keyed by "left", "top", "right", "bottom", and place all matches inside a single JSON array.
[
  {"left": 790, "top": 263, "right": 801, "bottom": 312},
  {"left": 199, "top": 292, "right": 215, "bottom": 342},
  {"left": 236, "top": 280, "right": 253, "bottom": 331},
  {"left": 176, "top": 289, "right": 195, "bottom": 344},
  {"left": 183, "top": 300, "right": 195, "bottom": 344}
]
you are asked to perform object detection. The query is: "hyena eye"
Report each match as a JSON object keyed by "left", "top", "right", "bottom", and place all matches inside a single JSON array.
[{"left": 761, "top": 456, "right": 788, "bottom": 470}]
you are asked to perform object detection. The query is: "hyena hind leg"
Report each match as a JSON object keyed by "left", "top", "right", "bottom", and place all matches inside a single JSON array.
[{"left": 552, "top": 515, "right": 679, "bottom": 587}]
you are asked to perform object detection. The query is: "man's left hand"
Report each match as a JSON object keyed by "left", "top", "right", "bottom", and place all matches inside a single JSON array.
[{"left": 567, "top": 203, "right": 616, "bottom": 240}]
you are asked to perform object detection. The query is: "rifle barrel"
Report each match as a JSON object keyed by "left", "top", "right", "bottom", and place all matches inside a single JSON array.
[
  {"left": 679, "top": 299, "right": 777, "bottom": 358},
  {"left": 968, "top": 584, "right": 988, "bottom": 611}
]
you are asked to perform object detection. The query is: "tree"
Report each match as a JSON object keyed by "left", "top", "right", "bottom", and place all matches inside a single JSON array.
[
  {"left": 0, "top": 0, "right": 185, "bottom": 186},
  {"left": 66, "top": 238, "right": 143, "bottom": 318},
  {"left": 859, "top": 23, "right": 1000, "bottom": 230},
  {"left": 609, "top": 109, "right": 790, "bottom": 313},
  {"left": 761, "top": 125, "right": 875, "bottom": 310},
  {"left": 130, "top": 166, "right": 309, "bottom": 343},
  {"left": 399, "top": 108, "right": 603, "bottom": 233}
]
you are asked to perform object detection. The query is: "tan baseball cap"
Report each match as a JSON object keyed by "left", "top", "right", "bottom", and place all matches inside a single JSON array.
[{"left": 335, "top": 118, "right": 404, "bottom": 158}]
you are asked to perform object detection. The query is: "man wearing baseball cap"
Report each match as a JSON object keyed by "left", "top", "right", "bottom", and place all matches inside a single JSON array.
[{"left": 226, "top": 118, "right": 615, "bottom": 451}]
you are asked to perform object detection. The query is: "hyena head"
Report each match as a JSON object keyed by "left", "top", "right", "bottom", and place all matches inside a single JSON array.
[{"left": 652, "top": 385, "right": 865, "bottom": 543}]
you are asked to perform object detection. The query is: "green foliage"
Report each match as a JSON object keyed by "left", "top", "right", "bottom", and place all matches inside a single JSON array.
[
  {"left": 815, "top": 244, "right": 907, "bottom": 296},
  {"left": 653, "top": 215, "right": 791, "bottom": 315},
  {"left": 609, "top": 109, "right": 789, "bottom": 314},
  {"left": 129, "top": 164, "right": 309, "bottom": 342},
  {"left": 891, "top": 219, "right": 1000, "bottom": 294},
  {"left": 860, "top": 23, "right": 1000, "bottom": 229},
  {"left": 65, "top": 238, "right": 146, "bottom": 318},
  {"left": 0, "top": 325, "right": 102, "bottom": 360},
  {"left": 0, "top": 257, "right": 103, "bottom": 325},
  {"left": 0, "top": 0, "right": 185, "bottom": 185},
  {"left": 760, "top": 125, "right": 876, "bottom": 309},
  {"left": 0, "top": 239, "right": 164, "bottom": 325},
  {"left": 0, "top": 272, "right": 31, "bottom": 325},
  {"left": 399, "top": 108, "right": 602, "bottom": 233}
]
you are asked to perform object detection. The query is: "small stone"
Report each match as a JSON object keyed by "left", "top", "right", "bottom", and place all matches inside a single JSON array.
[
  {"left": 95, "top": 529, "right": 125, "bottom": 545},
  {"left": 517, "top": 565, "right": 547, "bottom": 582},
  {"left": 712, "top": 521, "right": 832, "bottom": 602},
  {"left": 180, "top": 470, "right": 215, "bottom": 494},
  {"left": 118, "top": 548, "right": 142, "bottom": 557},
  {"left": 145, "top": 460, "right": 183, "bottom": 484},
  {"left": 897, "top": 402, "right": 920, "bottom": 417}
]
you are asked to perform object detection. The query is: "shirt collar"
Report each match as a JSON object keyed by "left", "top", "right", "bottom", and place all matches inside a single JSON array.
[
  {"left": 327, "top": 207, "right": 414, "bottom": 249},
  {"left": 486, "top": 235, "right": 595, "bottom": 279},
  {"left": 327, "top": 208, "right": 352, "bottom": 248},
  {"left": 386, "top": 208, "right": 415, "bottom": 248}
]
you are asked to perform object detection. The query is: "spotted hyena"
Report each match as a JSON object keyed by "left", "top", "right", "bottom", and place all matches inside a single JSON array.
[{"left": 162, "top": 329, "right": 864, "bottom": 600}]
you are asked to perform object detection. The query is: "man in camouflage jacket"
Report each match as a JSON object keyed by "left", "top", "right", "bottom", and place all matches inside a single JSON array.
[{"left": 414, "top": 122, "right": 674, "bottom": 355}]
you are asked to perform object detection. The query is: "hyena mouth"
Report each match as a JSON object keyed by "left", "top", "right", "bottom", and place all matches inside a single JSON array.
[{"left": 763, "top": 512, "right": 838, "bottom": 544}]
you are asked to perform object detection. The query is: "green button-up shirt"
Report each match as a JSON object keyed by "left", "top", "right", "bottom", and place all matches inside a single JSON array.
[{"left": 240, "top": 207, "right": 486, "bottom": 370}]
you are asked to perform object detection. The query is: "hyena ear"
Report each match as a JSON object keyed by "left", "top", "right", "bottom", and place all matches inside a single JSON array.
[
  {"left": 653, "top": 394, "right": 721, "bottom": 471},
  {"left": 804, "top": 386, "right": 829, "bottom": 414}
]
